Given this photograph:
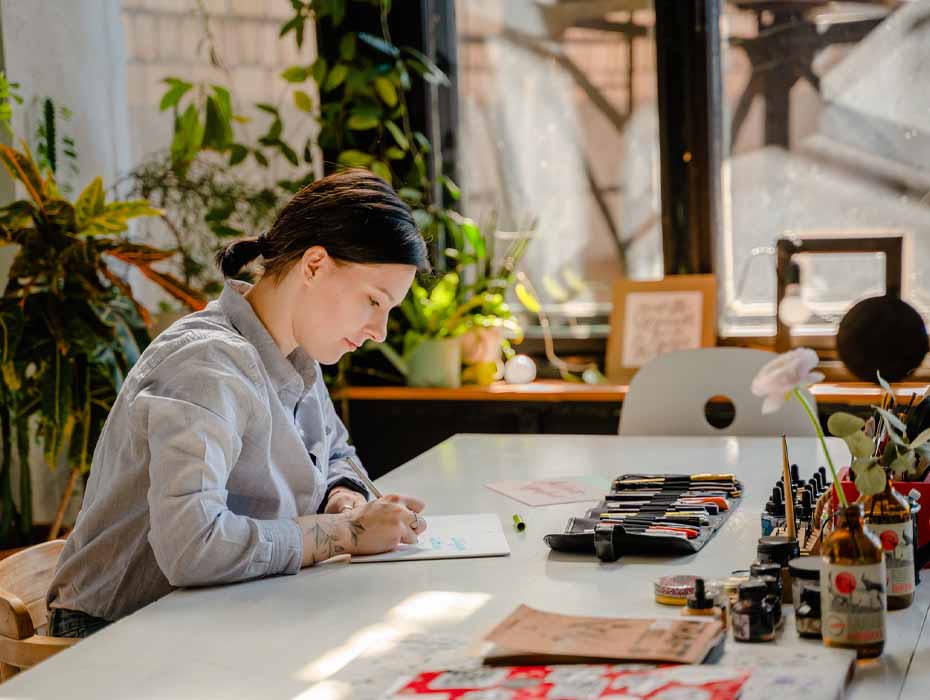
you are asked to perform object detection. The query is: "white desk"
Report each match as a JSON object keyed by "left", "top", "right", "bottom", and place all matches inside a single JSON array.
[{"left": 2, "top": 435, "right": 927, "bottom": 699}]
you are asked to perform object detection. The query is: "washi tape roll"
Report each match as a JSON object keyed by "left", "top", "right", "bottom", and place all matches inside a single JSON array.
[{"left": 654, "top": 574, "right": 698, "bottom": 606}]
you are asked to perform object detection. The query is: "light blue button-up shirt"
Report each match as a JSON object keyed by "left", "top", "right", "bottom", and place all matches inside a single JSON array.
[{"left": 48, "top": 280, "right": 368, "bottom": 620}]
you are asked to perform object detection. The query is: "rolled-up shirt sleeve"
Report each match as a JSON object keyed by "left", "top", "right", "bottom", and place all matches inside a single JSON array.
[{"left": 132, "top": 338, "right": 302, "bottom": 587}]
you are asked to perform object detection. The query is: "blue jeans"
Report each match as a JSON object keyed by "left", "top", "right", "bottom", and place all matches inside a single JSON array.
[{"left": 47, "top": 608, "right": 111, "bottom": 638}]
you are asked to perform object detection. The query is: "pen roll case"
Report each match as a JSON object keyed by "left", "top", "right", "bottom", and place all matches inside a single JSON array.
[{"left": 544, "top": 473, "right": 742, "bottom": 562}]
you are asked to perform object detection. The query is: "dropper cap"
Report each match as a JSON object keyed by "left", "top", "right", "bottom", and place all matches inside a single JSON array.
[{"left": 687, "top": 578, "right": 715, "bottom": 610}]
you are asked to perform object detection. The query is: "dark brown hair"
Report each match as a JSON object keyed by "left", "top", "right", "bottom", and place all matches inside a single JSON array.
[{"left": 215, "top": 169, "right": 430, "bottom": 279}]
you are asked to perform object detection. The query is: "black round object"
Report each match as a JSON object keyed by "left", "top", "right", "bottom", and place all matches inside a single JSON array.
[{"left": 837, "top": 295, "right": 928, "bottom": 382}]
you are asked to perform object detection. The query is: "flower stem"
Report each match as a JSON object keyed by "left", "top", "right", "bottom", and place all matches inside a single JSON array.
[{"left": 793, "top": 388, "right": 848, "bottom": 507}]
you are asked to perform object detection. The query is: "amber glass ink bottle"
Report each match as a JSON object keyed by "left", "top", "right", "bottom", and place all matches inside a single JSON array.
[
  {"left": 860, "top": 472, "right": 915, "bottom": 610},
  {"left": 820, "top": 504, "right": 885, "bottom": 659}
]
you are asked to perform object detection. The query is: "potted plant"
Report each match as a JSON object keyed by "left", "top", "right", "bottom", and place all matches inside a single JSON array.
[
  {"left": 825, "top": 374, "right": 930, "bottom": 546},
  {"left": 374, "top": 215, "right": 531, "bottom": 388},
  {"left": 0, "top": 143, "right": 204, "bottom": 547}
]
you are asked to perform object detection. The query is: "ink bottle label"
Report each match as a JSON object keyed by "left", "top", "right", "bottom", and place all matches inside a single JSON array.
[
  {"left": 874, "top": 522, "right": 915, "bottom": 597},
  {"left": 820, "top": 562, "right": 886, "bottom": 646},
  {"left": 732, "top": 611, "right": 751, "bottom": 641}
]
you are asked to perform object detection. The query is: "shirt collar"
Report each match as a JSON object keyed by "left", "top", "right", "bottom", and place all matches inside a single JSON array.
[{"left": 219, "top": 280, "right": 318, "bottom": 393}]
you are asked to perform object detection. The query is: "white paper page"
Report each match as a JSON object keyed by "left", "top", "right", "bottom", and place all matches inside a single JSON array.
[{"left": 350, "top": 514, "right": 511, "bottom": 563}]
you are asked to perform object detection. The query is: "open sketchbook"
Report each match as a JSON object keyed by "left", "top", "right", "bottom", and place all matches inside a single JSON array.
[{"left": 350, "top": 513, "right": 511, "bottom": 563}]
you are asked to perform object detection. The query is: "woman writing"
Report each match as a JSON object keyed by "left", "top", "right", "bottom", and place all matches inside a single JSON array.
[{"left": 47, "top": 170, "right": 429, "bottom": 637}]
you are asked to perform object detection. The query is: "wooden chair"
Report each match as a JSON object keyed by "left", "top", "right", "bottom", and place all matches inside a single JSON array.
[
  {"left": 618, "top": 347, "right": 818, "bottom": 436},
  {"left": 0, "top": 540, "right": 78, "bottom": 681}
]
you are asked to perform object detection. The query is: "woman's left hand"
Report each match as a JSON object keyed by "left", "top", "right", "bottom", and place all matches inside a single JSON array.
[{"left": 324, "top": 486, "right": 368, "bottom": 515}]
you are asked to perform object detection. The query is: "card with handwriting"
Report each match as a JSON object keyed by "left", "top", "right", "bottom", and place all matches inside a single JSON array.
[{"left": 486, "top": 478, "right": 607, "bottom": 506}]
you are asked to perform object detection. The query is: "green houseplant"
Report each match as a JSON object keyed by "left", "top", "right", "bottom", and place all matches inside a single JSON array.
[
  {"left": 0, "top": 143, "right": 204, "bottom": 545},
  {"left": 148, "top": 0, "right": 454, "bottom": 293},
  {"left": 827, "top": 373, "right": 930, "bottom": 497},
  {"left": 375, "top": 215, "right": 532, "bottom": 387},
  {"left": 149, "top": 0, "right": 518, "bottom": 387}
]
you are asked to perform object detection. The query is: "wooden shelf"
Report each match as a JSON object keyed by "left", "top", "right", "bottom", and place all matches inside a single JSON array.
[{"left": 333, "top": 380, "right": 929, "bottom": 405}]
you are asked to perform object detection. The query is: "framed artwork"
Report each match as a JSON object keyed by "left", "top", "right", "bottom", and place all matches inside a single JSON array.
[{"left": 605, "top": 274, "right": 717, "bottom": 383}]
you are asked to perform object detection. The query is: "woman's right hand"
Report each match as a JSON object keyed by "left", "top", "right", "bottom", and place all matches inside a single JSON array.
[
  {"left": 345, "top": 494, "right": 427, "bottom": 555},
  {"left": 295, "top": 494, "right": 427, "bottom": 567}
]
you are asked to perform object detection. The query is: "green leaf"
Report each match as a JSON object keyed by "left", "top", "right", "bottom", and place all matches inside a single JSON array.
[
  {"left": 170, "top": 103, "right": 204, "bottom": 168},
  {"left": 386, "top": 146, "right": 405, "bottom": 160},
  {"left": 384, "top": 120, "right": 408, "bottom": 150},
  {"left": 844, "top": 430, "right": 874, "bottom": 459},
  {"left": 882, "top": 441, "right": 898, "bottom": 466},
  {"left": 397, "top": 187, "right": 423, "bottom": 203},
  {"left": 74, "top": 177, "right": 105, "bottom": 230},
  {"left": 324, "top": 64, "right": 349, "bottom": 92},
  {"left": 374, "top": 77, "right": 398, "bottom": 107},
  {"left": 310, "top": 57, "right": 328, "bottom": 86},
  {"left": 278, "top": 141, "right": 299, "bottom": 166},
  {"left": 889, "top": 449, "right": 917, "bottom": 476},
  {"left": 347, "top": 114, "right": 380, "bottom": 130},
  {"left": 259, "top": 118, "right": 283, "bottom": 144},
  {"left": 211, "top": 85, "right": 232, "bottom": 120},
  {"left": 853, "top": 459, "right": 886, "bottom": 497},
  {"left": 874, "top": 405, "right": 907, "bottom": 435},
  {"left": 910, "top": 427, "right": 930, "bottom": 450},
  {"left": 281, "top": 65, "right": 310, "bottom": 83},
  {"left": 203, "top": 95, "right": 233, "bottom": 150},
  {"left": 462, "top": 219, "right": 485, "bottom": 259},
  {"left": 228, "top": 143, "right": 249, "bottom": 166},
  {"left": 370, "top": 160, "right": 392, "bottom": 184},
  {"left": 402, "top": 46, "right": 450, "bottom": 86},
  {"left": 412, "top": 208, "right": 434, "bottom": 231},
  {"left": 337, "top": 150, "right": 373, "bottom": 168},
  {"left": 255, "top": 103, "right": 279, "bottom": 116},
  {"left": 339, "top": 33, "right": 357, "bottom": 61},
  {"left": 358, "top": 32, "right": 400, "bottom": 58},
  {"left": 293, "top": 90, "right": 313, "bottom": 113},
  {"left": 82, "top": 200, "right": 162, "bottom": 236},
  {"left": 877, "top": 371, "right": 895, "bottom": 400},
  {"left": 827, "top": 412, "right": 866, "bottom": 438},
  {"left": 280, "top": 15, "right": 301, "bottom": 40},
  {"left": 0, "top": 144, "right": 46, "bottom": 204},
  {"left": 886, "top": 426, "right": 909, "bottom": 448},
  {"left": 253, "top": 149, "right": 269, "bottom": 167},
  {"left": 396, "top": 60, "right": 411, "bottom": 90},
  {"left": 159, "top": 80, "right": 192, "bottom": 111},
  {"left": 440, "top": 175, "right": 461, "bottom": 201},
  {"left": 209, "top": 223, "right": 242, "bottom": 238},
  {"left": 414, "top": 131, "right": 432, "bottom": 152},
  {"left": 515, "top": 283, "right": 541, "bottom": 314},
  {"left": 428, "top": 272, "right": 458, "bottom": 310}
]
